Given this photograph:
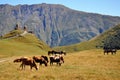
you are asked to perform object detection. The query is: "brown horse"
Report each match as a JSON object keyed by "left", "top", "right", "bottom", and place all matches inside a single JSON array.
[
  {"left": 13, "top": 57, "right": 38, "bottom": 70},
  {"left": 33, "top": 56, "right": 48, "bottom": 67}
]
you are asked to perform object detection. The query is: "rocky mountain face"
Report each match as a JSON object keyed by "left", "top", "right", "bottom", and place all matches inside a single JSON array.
[{"left": 0, "top": 3, "right": 120, "bottom": 47}]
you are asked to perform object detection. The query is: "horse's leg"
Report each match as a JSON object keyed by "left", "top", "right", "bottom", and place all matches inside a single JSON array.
[
  {"left": 21, "top": 63, "right": 25, "bottom": 70},
  {"left": 104, "top": 52, "right": 105, "bottom": 55},
  {"left": 107, "top": 52, "right": 108, "bottom": 55},
  {"left": 59, "top": 62, "right": 61, "bottom": 66},
  {"left": 50, "top": 61, "right": 53, "bottom": 66},
  {"left": 39, "top": 63, "right": 41, "bottom": 67},
  {"left": 56, "top": 62, "right": 58, "bottom": 66},
  {"left": 32, "top": 63, "right": 38, "bottom": 70},
  {"left": 34, "top": 65, "right": 38, "bottom": 70},
  {"left": 19, "top": 63, "right": 23, "bottom": 70},
  {"left": 50, "top": 62, "right": 52, "bottom": 66},
  {"left": 37, "top": 63, "right": 40, "bottom": 69},
  {"left": 111, "top": 52, "right": 113, "bottom": 55},
  {"left": 23, "top": 64, "right": 25, "bottom": 70},
  {"left": 44, "top": 61, "right": 47, "bottom": 67},
  {"left": 61, "top": 57, "right": 64, "bottom": 63},
  {"left": 115, "top": 52, "right": 116, "bottom": 55},
  {"left": 113, "top": 51, "right": 116, "bottom": 55},
  {"left": 30, "top": 65, "right": 32, "bottom": 70}
]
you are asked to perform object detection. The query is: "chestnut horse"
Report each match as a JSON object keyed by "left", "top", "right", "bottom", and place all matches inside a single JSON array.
[{"left": 13, "top": 57, "right": 38, "bottom": 70}]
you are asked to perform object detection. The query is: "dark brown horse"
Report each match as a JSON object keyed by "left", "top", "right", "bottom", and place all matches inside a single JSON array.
[
  {"left": 13, "top": 57, "right": 38, "bottom": 70},
  {"left": 33, "top": 56, "right": 48, "bottom": 67},
  {"left": 49, "top": 55, "right": 64, "bottom": 66}
]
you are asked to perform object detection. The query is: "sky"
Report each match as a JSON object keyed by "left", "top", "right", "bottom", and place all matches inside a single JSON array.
[{"left": 0, "top": 0, "right": 120, "bottom": 17}]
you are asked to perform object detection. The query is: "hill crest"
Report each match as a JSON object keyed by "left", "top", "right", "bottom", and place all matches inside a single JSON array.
[{"left": 1, "top": 29, "right": 51, "bottom": 52}]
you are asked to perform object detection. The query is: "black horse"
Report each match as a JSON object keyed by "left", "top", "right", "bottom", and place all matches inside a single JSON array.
[
  {"left": 49, "top": 55, "right": 64, "bottom": 66},
  {"left": 48, "top": 50, "right": 66, "bottom": 55},
  {"left": 104, "top": 49, "right": 117, "bottom": 55}
]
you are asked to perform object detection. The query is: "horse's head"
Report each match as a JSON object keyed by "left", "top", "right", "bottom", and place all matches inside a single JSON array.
[
  {"left": 13, "top": 58, "right": 22, "bottom": 63},
  {"left": 41, "top": 55, "right": 49, "bottom": 63}
]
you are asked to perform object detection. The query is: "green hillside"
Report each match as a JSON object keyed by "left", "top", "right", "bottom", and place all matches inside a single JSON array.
[
  {"left": 53, "top": 24, "right": 120, "bottom": 53},
  {"left": 91, "top": 24, "right": 120, "bottom": 49},
  {"left": 0, "top": 30, "right": 51, "bottom": 58},
  {"left": 53, "top": 41, "right": 96, "bottom": 53}
]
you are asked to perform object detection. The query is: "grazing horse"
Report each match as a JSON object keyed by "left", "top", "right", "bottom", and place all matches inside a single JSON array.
[
  {"left": 13, "top": 57, "right": 38, "bottom": 70},
  {"left": 104, "top": 49, "right": 117, "bottom": 55},
  {"left": 48, "top": 50, "right": 66, "bottom": 55},
  {"left": 49, "top": 55, "right": 64, "bottom": 66},
  {"left": 33, "top": 56, "right": 48, "bottom": 67}
]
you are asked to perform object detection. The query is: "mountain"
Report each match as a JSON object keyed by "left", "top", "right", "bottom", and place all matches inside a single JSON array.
[
  {"left": 0, "top": 29, "right": 51, "bottom": 56},
  {"left": 0, "top": 3, "right": 120, "bottom": 47},
  {"left": 53, "top": 24, "right": 120, "bottom": 53}
]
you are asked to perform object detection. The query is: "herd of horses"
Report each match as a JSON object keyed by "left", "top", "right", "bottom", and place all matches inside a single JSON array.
[
  {"left": 13, "top": 50, "right": 66, "bottom": 70},
  {"left": 13, "top": 48, "right": 118, "bottom": 70}
]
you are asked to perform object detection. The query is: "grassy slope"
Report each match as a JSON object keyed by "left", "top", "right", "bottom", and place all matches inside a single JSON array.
[
  {"left": 0, "top": 30, "right": 51, "bottom": 58},
  {"left": 0, "top": 49, "right": 120, "bottom": 80},
  {"left": 53, "top": 40, "right": 98, "bottom": 53},
  {"left": 53, "top": 24, "right": 120, "bottom": 53}
]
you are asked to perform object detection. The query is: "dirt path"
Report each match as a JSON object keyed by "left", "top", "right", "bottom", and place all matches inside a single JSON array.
[{"left": 0, "top": 57, "right": 15, "bottom": 63}]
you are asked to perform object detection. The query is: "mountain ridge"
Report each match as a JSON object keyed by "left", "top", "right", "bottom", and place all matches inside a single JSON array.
[{"left": 0, "top": 3, "right": 120, "bottom": 47}]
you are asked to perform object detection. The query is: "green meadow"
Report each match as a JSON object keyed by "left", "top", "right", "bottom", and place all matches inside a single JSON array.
[{"left": 0, "top": 49, "right": 120, "bottom": 80}]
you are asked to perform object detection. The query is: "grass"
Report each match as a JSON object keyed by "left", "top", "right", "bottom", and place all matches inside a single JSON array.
[
  {"left": 53, "top": 41, "right": 98, "bottom": 53},
  {"left": 0, "top": 40, "right": 48, "bottom": 58},
  {"left": 0, "top": 49, "right": 120, "bottom": 80},
  {"left": 0, "top": 30, "right": 51, "bottom": 58}
]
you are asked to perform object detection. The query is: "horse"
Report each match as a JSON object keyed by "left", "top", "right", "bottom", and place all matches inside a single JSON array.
[
  {"left": 104, "top": 49, "right": 117, "bottom": 55},
  {"left": 49, "top": 55, "right": 64, "bottom": 66},
  {"left": 48, "top": 50, "right": 66, "bottom": 55},
  {"left": 13, "top": 57, "right": 38, "bottom": 70},
  {"left": 33, "top": 56, "right": 48, "bottom": 67},
  {"left": 48, "top": 50, "right": 54, "bottom": 55}
]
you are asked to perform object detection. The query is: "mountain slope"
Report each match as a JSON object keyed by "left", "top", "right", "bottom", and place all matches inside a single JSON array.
[
  {"left": 0, "top": 29, "right": 51, "bottom": 57},
  {"left": 91, "top": 24, "right": 120, "bottom": 49},
  {"left": 53, "top": 24, "right": 120, "bottom": 52},
  {"left": 0, "top": 4, "right": 120, "bottom": 47}
]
